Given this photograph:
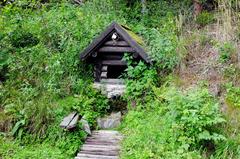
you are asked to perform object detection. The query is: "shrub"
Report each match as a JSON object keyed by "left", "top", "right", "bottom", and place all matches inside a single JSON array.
[
  {"left": 218, "top": 42, "right": 236, "bottom": 63},
  {"left": 58, "top": 91, "right": 109, "bottom": 127},
  {"left": 0, "top": 0, "right": 124, "bottom": 157},
  {"left": 121, "top": 85, "right": 225, "bottom": 158},
  {"left": 143, "top": 15, "right": 179, "bottom": 71},
  {"left": 226, "top": 84, "right": 240, "bottom": 108},
  {"left": 213, "top": 84, "right": 240, "bottom": 159},
  {"left": 196, "top": 11, "right": 215, "bottom": 26},
  {"left": 223, "top": 64, "right": 240, "bottom": 85},
  {"left": 9, "top": 30, "right": 39, "bottom": 48},
  {"left": 123, "top": 54, "right": 157, "bottom": 107}
]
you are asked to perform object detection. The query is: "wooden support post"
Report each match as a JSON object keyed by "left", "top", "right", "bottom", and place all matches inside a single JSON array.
[
  {"left": 94, "top": 62, "right": 102, "bottom": 82},
  {"left": 98, "top": 46, "right": 134, "bottom": 53},
  {"left": 104, "top": 41, "right": 129, "bottom": 47}
]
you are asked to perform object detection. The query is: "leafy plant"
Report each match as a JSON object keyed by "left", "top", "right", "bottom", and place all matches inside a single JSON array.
[
  {"left": 144, "top": 15, "right": 179, "bottom": 71},
  {"left": 9, "top": 29, "right": 39, "bottom": 48},
  {"left": 226, "top": 84, "right": 240, "bottom": 108},
  {"left": 223, "top": 64, "right": 240, "bottom": 85},
  {"left": 213, "top": 84, "right": 240, "bottom": 159},
  {"left": 196, "top": 11, "right": 215, "bottom": 27},
  {"left": 123, "top": 54, "right": 157, "bottom": 107},
  {"left": 58, "top": 84, "right": 109, "bottom": 127},
  {"left": 218, "top": 42, "right": 236, "bottom": 63},
  {"left": 121, "top": 84, "right": 225, "bottom": 158}
]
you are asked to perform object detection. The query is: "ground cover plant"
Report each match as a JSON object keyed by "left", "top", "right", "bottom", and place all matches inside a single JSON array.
[
  {"left": 0, "top": 0, "right": 120, "bottom": 158},
  {"left": 1, "top": 0, "right": 240, "bottom": 159},
  {"left": 120, "top": 84, "right": 225, "bottom": 159}
]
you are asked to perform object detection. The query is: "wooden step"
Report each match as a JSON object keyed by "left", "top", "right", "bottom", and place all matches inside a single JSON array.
[
  {"left": 75, "top": 130, "right": 122, "bottom": 159},
  {"left": 76, "top": 153, "right": 118, "bottom": 159}
]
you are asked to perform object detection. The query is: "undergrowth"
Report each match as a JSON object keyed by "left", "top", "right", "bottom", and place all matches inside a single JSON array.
[
  {"left": 1, "top": 0, "right": 240, "bottom": 158},
  {"left": 121, "top": 82, "right": 226, "bottom": 159}
]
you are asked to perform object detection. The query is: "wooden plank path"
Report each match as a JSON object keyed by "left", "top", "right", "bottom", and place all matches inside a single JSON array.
[{"left": 75, "top": 130, "right": 122, "bottom": 159}]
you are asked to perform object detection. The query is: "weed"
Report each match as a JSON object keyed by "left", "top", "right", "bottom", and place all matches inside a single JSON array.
[
  {"left": 196, "top": 11, "right": 215, "bottom": 27},
  {"left": 218, "top": 42, "right": 236, "bottom": 63},
  {"left": 121, "top": 84, "right": 225, "bottom": 158}
]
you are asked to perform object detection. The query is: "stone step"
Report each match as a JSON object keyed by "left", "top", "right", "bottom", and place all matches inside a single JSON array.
[{"left": 100, "top": 79, "right": 124, "bottom": 84}]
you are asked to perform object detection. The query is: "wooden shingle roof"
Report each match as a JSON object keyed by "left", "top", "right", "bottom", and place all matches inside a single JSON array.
[{"left": 80, "top": 22, "right": 150, "bottom": 63}]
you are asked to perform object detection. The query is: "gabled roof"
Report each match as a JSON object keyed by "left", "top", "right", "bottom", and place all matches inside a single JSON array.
[{"left": 80, "top": 21, "right": 150, "bottom": 63}]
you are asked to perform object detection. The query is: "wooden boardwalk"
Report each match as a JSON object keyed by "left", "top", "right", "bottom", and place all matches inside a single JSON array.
[{"left": 75, "top": 130, "right": 122, "bottom": 159}]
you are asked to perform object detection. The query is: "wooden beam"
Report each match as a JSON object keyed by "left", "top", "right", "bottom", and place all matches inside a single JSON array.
[
  {"left": 104, "top": 41, "right": 129, "bottom": 47},
  {"left": 94, "top": 62, "right": 102, "bottom": 82},
  {"left": 101, "top": 66, "right": 108, "bottom": 71},
  {"left": 80, "top": 22, "right": 116, "bottom": 60},
  {"left": 98, "top": 46, "right": 135, "bottom": 53},
  {"left": 101, "top": 72, "right": 108, "bottom": 78},
  {"left": 102, "top": 60, "right": 127, "bottom": 66},
  {"left": 101, "top": 54, "right": 123, "bottom": 60}
]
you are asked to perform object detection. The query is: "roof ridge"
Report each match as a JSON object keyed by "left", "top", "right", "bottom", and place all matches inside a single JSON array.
[{"left": 80, "top": 21, "right": 151, "bottom": 63}]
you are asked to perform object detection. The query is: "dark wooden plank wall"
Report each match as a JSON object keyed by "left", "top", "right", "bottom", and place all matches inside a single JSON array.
[
  {"left": 98, "top": 46, "right": 134, "bottom": 53},
  {"left": 104, "top": 40, "right": 129, "bottom": 47},
  {"left": 93, "top": 39, "right": 140, "bottom": 81}
]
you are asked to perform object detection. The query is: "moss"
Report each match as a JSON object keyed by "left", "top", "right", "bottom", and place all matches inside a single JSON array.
[{"left": 121, "top": 24, "right": 145, "bottom": 46}]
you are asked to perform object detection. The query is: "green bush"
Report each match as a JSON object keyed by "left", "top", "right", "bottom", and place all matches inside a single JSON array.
[
  {"left": 223, "top": 64, "right": 240, "bottom": 86},
  {"left": 219, "top": 43, "right": 236, "bottom": 63},
  {"left": 123, "top": 54, "right": 157, "bottom": 107},
  {"left": 226, "top": 84, "right": 240, "bottom": 108},
  {"left": 196, "top": 11, "right": 215, "bottom": 26},
  {"left": 142, "top": 15, "right": 179, "bottom": 71},
  {"left": 121, "top": 85, "right": 225, "bottom": 159},
  {"left": 212, "top": 84, "right": 240, "bottom": 159},
  {"left": 213, "top": 136, "right": 240, "bottom": 159},
  {"left": 58, "top": 87, "right": 109, "bottom": 127},
  {"left": 0, "top": 0, "right": 121, "bottom": 158},
  {"left": 9, "top": 29, "right": 39, "bottom": 48}
]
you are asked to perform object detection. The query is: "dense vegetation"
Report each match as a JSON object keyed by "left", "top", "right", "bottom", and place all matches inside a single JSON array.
[{"left": 1, "top": 0, "right": 240, "bottom": 158}]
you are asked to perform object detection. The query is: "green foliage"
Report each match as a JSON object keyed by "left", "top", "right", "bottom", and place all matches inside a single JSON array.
[
  {"left": 0, "top": 135, "right": 76, "bottom": 159},
  {"left": 226, "top": 84, "right": 240, "bottom": 108},
  {"left": 121, "top": 84, "right": 225, "bottom": 159},
  {"left": 58, "top": 86, "right": 109, "bottom": 127},
  {"left": 223, "top": 64, "right": 240, "bottom": 85},
  {"left": 0, "top": 50, "right": 10, "bottom": 81},
  {"left": 3, "top": 93, "right": 54, "bottom": 138},
  {"left": 144, "top": 16, "right": 179, "bottom": 71},
  {"left": 212, "top": 84, "right": 240, "bottom": 159},
  {"left": 123, "top": 54, "right": 157, "bottom": 107},
  {"left": 122, "top": 0, "right": 191, "bottom": 27},
  {"left": 213, "top": 137, "right": 240, "bottom": 159},
  {"left": 218, "top": 42, "right": 236, "bottom": 63},
  {"left": 196, "top": 11, "right": 215, "bottom": 27},
  {"left": 1, "top": 0, "right": 236, "bottom": 158},
  {"left": 1, "top": 1, "right": 120, "bottom": 158},
  {"left": 9, "top": 29, "right": 39, "bottom": 48}
]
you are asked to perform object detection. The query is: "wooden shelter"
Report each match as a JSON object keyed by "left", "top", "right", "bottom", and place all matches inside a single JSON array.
[{"left": 80, "top": 22, "right": 150, "bottom": 82}]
